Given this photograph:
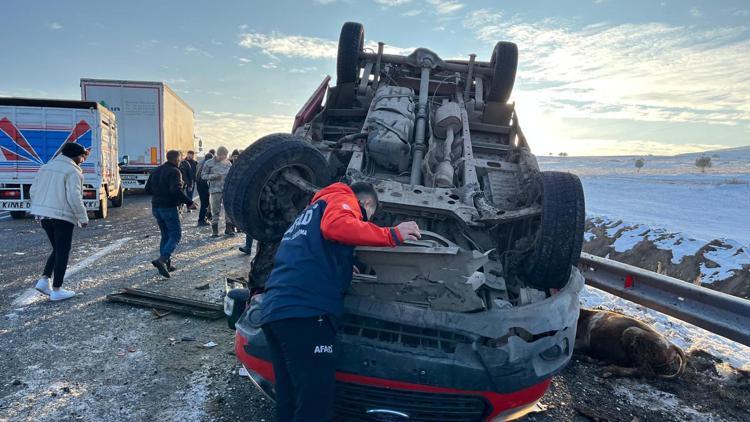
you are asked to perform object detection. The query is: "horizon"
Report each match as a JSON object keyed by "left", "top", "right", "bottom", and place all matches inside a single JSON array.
[{"left": 1, "top": 0, "right": 749, "bottom": 156}]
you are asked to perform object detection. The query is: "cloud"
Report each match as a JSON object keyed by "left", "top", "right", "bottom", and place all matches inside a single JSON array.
[
  {"left": 289, "top": 66, "right": 319, "bottom": 73},
  {"left": 426, "top": 0, "right": 464, "bottom": 15},
  {"left": 239, "top": 30, "right": 414, "bottom": 59},
  {"left": 166, "top": 78, "right": 187, "bottom": 84},
  {"left": 49, "top": 22, "right": 62, "bottom": 30},
  {"left": 262, "top": 62, "right": 279, "bottom": 69},
  {"left": 402, "top": 9, "right": 422, "bottom": 16},
  {"left": 466, "top": 11, "right": 750, "bottom": 128},
  {"left": 211, "top": 39, "right": 224, "bottom": 46},
  {"left": 184, "top": 46, "right": 213, "bottom": 57},
  {"left": 195, "top": 111, "right": 294, "bottom": 151},
  {"left": 689, "top": 7, "right": 703, "bottom": 17},
  {"left": 375, "top": 0, "right": 412, "bottom": 6},
  {"left": 733, "top": 9, "right": 750, "bottom": 17},
  {"left": 315, "top": 0, "right": 337, "bottom": 4},
  {"left": 239, "top": 31, "right": 338, "bottom": 59}
]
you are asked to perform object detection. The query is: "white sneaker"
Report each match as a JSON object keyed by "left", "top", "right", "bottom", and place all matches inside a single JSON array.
[
  {"left": 50, "top": 288, "right": 76, "bottom": 301},
  {"left": 35, "top": 278, "right": 52, "bottom": 296}
]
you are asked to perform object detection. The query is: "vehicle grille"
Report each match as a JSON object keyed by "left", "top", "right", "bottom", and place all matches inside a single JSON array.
[
  {"left": 340, "top": 314, "right": 471, "bottom": 354},
  {"left": 335, "top": 382, "right": 489, "bottom": 422}
]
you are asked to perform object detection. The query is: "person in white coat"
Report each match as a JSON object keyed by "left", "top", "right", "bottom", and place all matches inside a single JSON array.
[{"left": 29, "top": 142, "right": 90, "bottom": 301}]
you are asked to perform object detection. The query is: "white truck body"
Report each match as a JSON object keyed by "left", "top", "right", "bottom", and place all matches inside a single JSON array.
[
  {"left": 80, "top": 79, "right": 195, "bottom": 189},
  {"left": 0, "top": 98, "right": 121, "bottom": 218}
]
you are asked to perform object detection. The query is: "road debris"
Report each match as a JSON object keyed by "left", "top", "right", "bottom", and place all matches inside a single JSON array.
[
  {"left": 203, "top": 341, "right": 218, "bottom": 348},
  {"left": 106, "top": 287, "right": 224, "bottom": 319}
]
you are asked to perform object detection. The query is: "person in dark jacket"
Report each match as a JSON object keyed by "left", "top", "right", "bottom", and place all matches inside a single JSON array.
[
  {"left": 259, "top": 181, "right": 420, "bottom": 421},
  {"left": 179, "top": 150, "right": 198, "bottom": 204},
  {"left": 145, "top": 150, "right": 197, "bottom": 277},
  {"left": 195, "top": 152, "right": 213, "bottom": 226}
]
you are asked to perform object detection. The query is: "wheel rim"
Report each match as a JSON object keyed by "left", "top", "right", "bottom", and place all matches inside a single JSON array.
[{"left": 254, "top": 164, "right": 317, "bottom": 236}]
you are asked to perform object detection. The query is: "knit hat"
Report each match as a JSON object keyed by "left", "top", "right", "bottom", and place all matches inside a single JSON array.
[{"left": 61, "top": 142, "right": 88, "bottom": 158}]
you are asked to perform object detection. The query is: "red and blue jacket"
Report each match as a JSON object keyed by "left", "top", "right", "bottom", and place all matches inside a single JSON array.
[{"left": 259, "top": 182, "right": 403, "bottom": 325}]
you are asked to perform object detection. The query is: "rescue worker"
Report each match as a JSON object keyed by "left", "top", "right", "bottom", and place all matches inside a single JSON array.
[
  {"left": 29, "top": 142, "right": 90, "bottom": 301},
  {"left": 201, "top": 146, "right": 232, "bottom": 237},
  {"left": 258, "top": 181, "right": 421, "bottom": 421},
  {"left": 145, "top": 150, "right": 196, "bottom": 277}
]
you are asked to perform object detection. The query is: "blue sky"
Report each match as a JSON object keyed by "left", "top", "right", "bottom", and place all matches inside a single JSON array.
[{"left": 2, "top": 0, "right": 749, "bottom": 155}]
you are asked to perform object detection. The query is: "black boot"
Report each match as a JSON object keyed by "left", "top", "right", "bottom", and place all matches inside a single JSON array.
[
  {"left": 151, "top": 257, "right": 170, "bottom": 278},
  {"left": 211, "top": 224, "right": 219, "bottom": 237},
  {"left": 167, "top": 258, "right": 176, "bottom": 272}
]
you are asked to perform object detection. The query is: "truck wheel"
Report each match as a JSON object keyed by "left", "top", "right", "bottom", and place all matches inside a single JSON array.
[
  {"left": 336, "top": 22, "right": 364, "bottom": 85},
  {"left": 94, "top": 197, "right": 108, "bottom": 219},
  {"left": 523, "top": 171, "right": 585, "bottom": 289},
  {"left": 486, "top": 42, "right": 518, "bottom": 103},
  {"left": 224, "top": 133, "right": 331, "bottom": 242},
  {"left": 111, "top": 186, "right": 124, "bottom": 208},
  {"left": 10, "top": 211, "right": 26, "bottom": 219}
]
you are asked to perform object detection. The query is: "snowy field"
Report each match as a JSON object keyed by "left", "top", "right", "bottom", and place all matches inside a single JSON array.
[{"left": 538, "top": 147, "right": 750, "bottom": 244}]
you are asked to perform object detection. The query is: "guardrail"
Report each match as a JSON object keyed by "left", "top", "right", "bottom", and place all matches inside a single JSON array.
[{"left": 578, "top": 252, "right": 750, "bottom": 347}]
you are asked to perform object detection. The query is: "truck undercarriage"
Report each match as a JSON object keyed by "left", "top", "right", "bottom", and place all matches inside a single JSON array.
[{"left": 225, "top": 21, "right": 586, "bottom": 420}]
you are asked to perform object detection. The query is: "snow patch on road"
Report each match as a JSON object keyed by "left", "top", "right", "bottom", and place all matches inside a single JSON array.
[{"left": 612, "top": 381, "right": 720, "bottom": 421}]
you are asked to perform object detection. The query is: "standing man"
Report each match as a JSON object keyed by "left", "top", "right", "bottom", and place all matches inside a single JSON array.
[
  {"left": 29, "top": 143, "right": 90, "bottom": 301},
  {"left": 259, "top": 181, "right": 420, "bottom": 421},
  {"left": 145, "top": 150, "right": 196, "bottom": 278},
  {"left": 195, "top": 152, "right": 213, "bottom": 226},
  {"left": 201, "top": 146, "right": 232, "bottom": 237},
  {"left": 179, "top": 150, "right": 198, "bottom": 205}
]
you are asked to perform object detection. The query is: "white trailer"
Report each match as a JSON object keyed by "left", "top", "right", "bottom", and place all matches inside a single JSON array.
[
  {"left": 80, "top": 79, "right": 195, "bottom": 189},
  {"left": 0, "top": 98, "right": 122, "bottom": 219}
]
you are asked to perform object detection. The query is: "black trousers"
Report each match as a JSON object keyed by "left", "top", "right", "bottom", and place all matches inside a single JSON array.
[
  {"left": 41, "top": 218, "right": 75, "bottom": 288},
  {"left": 196, "top": 181, "right": 211, "bottom": 222},
  {"left": 262, "top": 316, "right": 338, "bottom": 422}
]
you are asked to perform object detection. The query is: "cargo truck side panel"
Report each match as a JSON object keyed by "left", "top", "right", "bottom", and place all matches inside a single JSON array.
[
  {"left": 0, "top": 99, "right": 121, "bottom": 218},
  {"left": 81, "top": 81, "right": 162, "bottom": 166},
  {"left": 162, "top": 85, "right": 195, "bottom": 156}
]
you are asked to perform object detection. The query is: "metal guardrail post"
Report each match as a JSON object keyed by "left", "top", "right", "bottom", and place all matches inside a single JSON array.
[{"left": 578, "top": 252, "right": 750, "bottom": 347}]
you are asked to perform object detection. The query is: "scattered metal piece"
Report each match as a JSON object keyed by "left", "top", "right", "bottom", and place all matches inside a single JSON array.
[
  {"left": 106, "top": 288, "right": 224, "bottom": 319},
  {"left": 203, "top": 341, "right": 218, "bottom": 348},
  {"left": 181, "top": 336, "right": 196, "bottom": 342},
  {"left": 151, "top": 309, "right": 171, "bottom": 319},
  {"left": 194, "top": 283, "right": 210, "bottom": 290}
]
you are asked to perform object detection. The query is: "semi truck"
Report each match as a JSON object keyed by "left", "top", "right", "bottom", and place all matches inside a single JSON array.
[
  {"left": 0, "top": 98, "right": 122, "bottom": 219},
  {"left": 80, "top": 79, "right": 195, "bottom": 189}
]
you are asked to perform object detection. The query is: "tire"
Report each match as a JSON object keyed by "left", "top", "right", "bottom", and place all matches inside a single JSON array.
[
  {"left": 523, "top": 171, "right": 585, "bottom": 289},
  {"left": 10, "top": 211, "right": 26, "bottom": 219},
  {"left": 223, "top": 133, "right": 331, "bottom": 242},
  {"left": 94, "top": 197, "right": 108, "bottom": 219},
  {"left": 111, "top": 186, "right": 124, "bottom": 208},
  {"left": 486, "top": 42, "right": 518, "bottom": 103},
  {"left": 336, "top": 22, "right": 364, "bottom": 85}
]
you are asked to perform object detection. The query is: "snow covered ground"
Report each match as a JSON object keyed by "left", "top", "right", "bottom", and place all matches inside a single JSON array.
[{"left": 538, "top": 147, "right": 750, "bottom": 244}]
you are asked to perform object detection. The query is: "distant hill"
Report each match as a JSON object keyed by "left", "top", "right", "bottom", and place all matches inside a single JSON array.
[{"left": 676, "top": 145, "right": 750, "bottom": 160}]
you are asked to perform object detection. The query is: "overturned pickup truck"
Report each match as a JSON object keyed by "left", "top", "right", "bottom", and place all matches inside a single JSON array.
[{"left": 224, "top": 22, "right": 585, "bottom": 421}]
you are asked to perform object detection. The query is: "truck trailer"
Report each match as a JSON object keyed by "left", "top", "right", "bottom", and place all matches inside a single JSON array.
[
  {"left": 80, "top": 79, "right": 195, "bottom": 189},
  {"left": 0, "top": 98, "right": 122, "bottom": 219}
]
